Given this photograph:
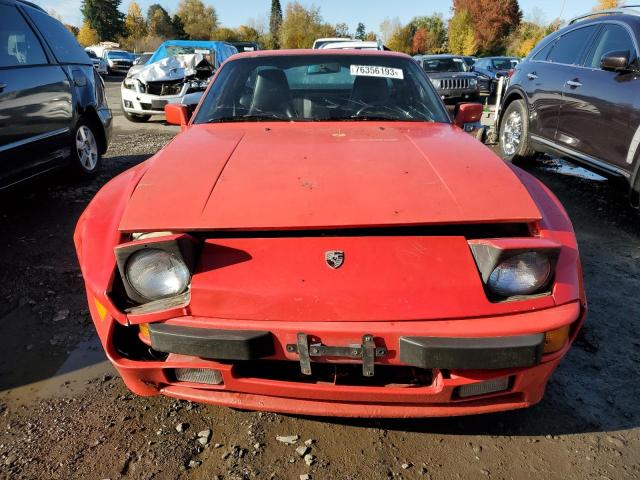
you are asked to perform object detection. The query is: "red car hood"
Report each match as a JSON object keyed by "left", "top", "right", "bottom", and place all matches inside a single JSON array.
[{"left": 119, "top": 123, "right": 541, "bottom": 232}]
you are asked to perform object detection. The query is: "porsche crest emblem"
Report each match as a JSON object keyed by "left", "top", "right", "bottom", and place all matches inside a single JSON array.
[{"left": 325, "top": 250, "right": 344, "bottom": 269}]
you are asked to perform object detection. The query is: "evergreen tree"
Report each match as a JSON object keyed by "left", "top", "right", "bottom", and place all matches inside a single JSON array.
[
  {"left": 81, "top": 0, "right": 124, "bottom": 41},
  {"left": 269, "top": 0, "right": 283, "bottom": 49},
  {"left": 355, "top": 22, "right": 366, "bottom": 40},
  {"left": 172, "top": 14, "right": 188, "bottom": 40}
]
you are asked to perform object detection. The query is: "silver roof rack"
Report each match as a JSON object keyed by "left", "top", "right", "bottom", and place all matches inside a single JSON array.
[{"left": 570, "top": 5, "right": 640, "bottom": 24}]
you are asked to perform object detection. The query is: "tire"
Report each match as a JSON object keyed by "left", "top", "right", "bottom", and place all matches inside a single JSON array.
[
  {"left": 70, "top": 118, "right": 102, "bottom": 177},
  {"left": 499, "top": 99, "right": 536, "bottom": 164},
  {"left": 124, "top": 111, "right": 151, "bottom": 123}
]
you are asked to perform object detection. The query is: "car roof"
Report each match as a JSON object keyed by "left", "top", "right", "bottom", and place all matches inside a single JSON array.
[
  {"left": 420, "top": 54, "right": 461, "bottom": 59},
  {"left": 11, "top": 0, "right": 46, "bottom": 11},
  {"left": 230, "top": 49, "right": 410, "bottom": 60}
]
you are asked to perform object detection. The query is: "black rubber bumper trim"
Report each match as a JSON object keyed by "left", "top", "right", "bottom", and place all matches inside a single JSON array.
[
  {"left": 399, "top": 334, "right": 545, "bottom": 370},
  {"left": 148, "top": 324, "right": 274, "bottom": 361}
]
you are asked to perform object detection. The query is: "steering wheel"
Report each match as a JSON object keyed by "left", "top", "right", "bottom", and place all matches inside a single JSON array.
[{"left": 353, "top": 104, "right": 412, "bottom": 119}]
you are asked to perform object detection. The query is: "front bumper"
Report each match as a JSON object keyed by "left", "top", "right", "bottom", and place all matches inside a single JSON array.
[
  {"left": 121, "top": 86, "right": 185, "bottom": 116},
  {"left": 95, "top": 300, "right": 584, "bottom": 418},
  {"left": 436, "top": 87, "right": 479, "bottom": 101}
]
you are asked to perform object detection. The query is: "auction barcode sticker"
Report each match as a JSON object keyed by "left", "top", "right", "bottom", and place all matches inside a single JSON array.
[{"left": 350, "top": 65, "right": 404, "bottom": 80}]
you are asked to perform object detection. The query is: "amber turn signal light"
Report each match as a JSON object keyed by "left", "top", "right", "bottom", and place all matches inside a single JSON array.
[
  {"left": 544, "top": 325, "right": 570, "bottom": 354},
  {"left": 139, "top": 323, "right": 150, "bottom": 340}
]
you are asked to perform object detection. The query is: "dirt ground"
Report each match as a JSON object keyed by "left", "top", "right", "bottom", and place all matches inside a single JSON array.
[{"left": 0, "top": 77, "right": 639, "bottom": 480}]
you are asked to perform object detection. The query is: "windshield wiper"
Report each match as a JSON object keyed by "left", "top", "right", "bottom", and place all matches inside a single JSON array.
[{"left": 207, "top": 114, "right": 291, "bottom": 123}]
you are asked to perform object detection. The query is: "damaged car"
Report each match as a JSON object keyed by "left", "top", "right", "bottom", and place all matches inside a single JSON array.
[
  {"left": 121, "top": 40, "right": 237, "bottom": 122},
  {"left": 76, "top": 50, "right": 586, "bottom": 418}
]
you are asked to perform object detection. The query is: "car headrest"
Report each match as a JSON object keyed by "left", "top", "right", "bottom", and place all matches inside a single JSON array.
[
  {"left": 249, "top": 68, "right": 295, "bottom": 118},
  {"left": 350, "top": 76, "right": 390, "bottom": 105}
]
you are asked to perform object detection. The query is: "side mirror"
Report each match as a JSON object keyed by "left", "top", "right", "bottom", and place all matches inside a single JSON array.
[
  {"left": 454, "top": 103, "right": 483, "bottom": 128},
  {"left": 165, "top": 104, "right": 189, "bottom": 128},
  {"left": 601, "top": 50, "right": 630, "bottom": 71}
]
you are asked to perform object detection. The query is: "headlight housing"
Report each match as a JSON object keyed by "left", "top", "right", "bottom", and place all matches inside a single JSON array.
[
  {"left": 487, "top": 252, "right": 552, "bottom": 297},
  {"left": 469, "top": 78, "right": 478, "bottom": 87},
  {"left": 430, "top": 79, "right": 442, "bottom": 89},
  {"left": 123, "top": 80, "right": 137, "bottom": 90},
  {"left": 468, "top": 239, "right": 561, "bottom": 301},
  {"left": 126, "top": 249, "right": 190, "bottom": 301},
  {"left": 114, "top": 234, "right": 198, "bottom": 305}
]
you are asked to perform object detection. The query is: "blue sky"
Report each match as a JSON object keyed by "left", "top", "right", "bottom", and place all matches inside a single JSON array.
[{"left": 38, "top": 0, "right": 596, "bottom": 31}]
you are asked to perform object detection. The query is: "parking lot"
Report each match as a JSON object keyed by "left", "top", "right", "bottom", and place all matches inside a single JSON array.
[{"left": 0, "top": 74, "right": 637, "bottom": 479}]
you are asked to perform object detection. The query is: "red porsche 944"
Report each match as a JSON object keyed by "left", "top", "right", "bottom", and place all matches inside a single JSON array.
[{"left": 75, "top": 50, "right": 586, "bottom": 418}]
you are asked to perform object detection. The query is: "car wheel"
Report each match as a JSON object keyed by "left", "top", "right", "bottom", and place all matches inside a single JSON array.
[
  {"left": 499, "top": 99, "right": 536, "bottom": 164},
  {"left": 124, "top": 111, "right": 151, "bottom": 123},
  {"left": 71, "top": 119, "right": 101, "bottom": 176}
]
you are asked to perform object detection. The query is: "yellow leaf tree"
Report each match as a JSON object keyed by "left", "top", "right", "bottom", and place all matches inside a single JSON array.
[
  {"left": 125, "top": 2, "right": 147, "bottom": 40},
  {"left": 448, "top": 9, "right": 476, "bottom": 55},
  {"left": 176, "top": 0, "right": 218, "bottom": 40},
  {"left": 77, "top": 20, "right": 99, "bottom": 47},
  {"left": 279, "top": 2, "right": 335, "bottom": 49},
  {"left": 593, "top": 0, "right": 620, "bottom": 10}
]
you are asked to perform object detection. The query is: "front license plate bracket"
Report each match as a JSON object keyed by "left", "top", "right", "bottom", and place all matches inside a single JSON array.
[{"left": 288, "top": 334, "right": 386, "bottom": 377}]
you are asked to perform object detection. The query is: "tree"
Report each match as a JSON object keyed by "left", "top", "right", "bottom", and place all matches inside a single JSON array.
[
  {"left": 213, "top": 27, "right": 239, "bottom": 42},
  {"left": 335, "top": 23, "right": 350, "bottom": 38},
  {"left": 81, "top": 0, "right": 124, "bottom": 41},
  {"left": 172, "top": 15, "right": 187, "bottom": 40},
  {"left": 65, "top": 24, "right": 80, "bottom": 37},
  {"left": 593, "top": 0, "right": 619, "bottom": 10},
  {"left": 448, "top": 9, "right": 476, "bottom": 55},
  {"left": 387, "top": 23, "right": 415, "bottom": 54},
  {"left": 279, "top": 2, "right": 335, "bottom": 49},
  {"left": 124, "top": 2, "right": 146, "bottom": 41},
  {"left": 77, "top": 20, "right": 99, "bottom": 46},
  {"left": 365, "top": 31, "right": 378, "bottom": 41},
  {"left": 412, "top": 14, "right": 446, "bottom": 53},
  {"left": 452, "top": 0, "right": 522, "bottom": 55},
  {"left": 355, "top": 22, "right": 366, "bottom": 40},
  {"left": 176, "top": 0, "right": 218, "bottom": 40},
  {"left": 380, "top": 17, "right": 402, "bottom": 45},
  {"left": 269, "top": 0, "right": 283, "bottom": 49},
  {"left": 237, "top": 25, "right": 261, "bottom": 43},
  {"left": 147, "top": 5, "right": 174, "bottom": 37}
]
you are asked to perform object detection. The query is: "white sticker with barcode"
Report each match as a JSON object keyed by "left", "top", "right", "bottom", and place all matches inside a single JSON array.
[{"left": 350, "top": 65, "right": 404, "bottom": 80}]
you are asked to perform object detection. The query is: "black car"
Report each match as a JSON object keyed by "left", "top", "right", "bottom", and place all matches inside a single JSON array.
[
  {"left": 472, "top": 57, "right": 518, "bottom": 94},
  {"left": 0, "top": 0, "right": 111, "bottom": 190},
  {"left": 231, "top": 42, "right": 260, "bottom": 53},
  {"left": 413, "top": 54, "right": 479, "bottom": 102},
  {"left": 499, "top": 7, "right": 640, "bottom": 206}
]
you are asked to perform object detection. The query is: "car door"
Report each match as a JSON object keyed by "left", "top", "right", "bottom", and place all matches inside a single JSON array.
[
  {"left": 524, "top": 24, "right": 600, "bottom": 142},
  {"left": 556, "top": 22, "right": 640, "bottom": 174},
  {"left": 0, "top": 1, "right": 72, "bottom": 187}
]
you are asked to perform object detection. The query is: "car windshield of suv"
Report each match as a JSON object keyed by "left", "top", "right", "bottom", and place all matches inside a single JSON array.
[
  {"left": 491, "top": 58, "right": 513, "bottom": 70},
  {"left": 86, "top": 50, "right": 97, "bottom": 59},
  {"left": 194, "top": 55, "right": 449, "bottom": 124},
  {"left": 422, "top": 57, "right": 468, "bottom": 73},
  {"left": 106, "top": 51, "right": 130, "bottom": 59}
]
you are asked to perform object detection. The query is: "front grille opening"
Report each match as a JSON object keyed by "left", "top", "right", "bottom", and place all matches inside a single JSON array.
[
  {"left": 233, "top": 360, "right": 433, "bottom": 388},
  {"left": 112, "top": 322, "right": 168, "bottom": 361}
]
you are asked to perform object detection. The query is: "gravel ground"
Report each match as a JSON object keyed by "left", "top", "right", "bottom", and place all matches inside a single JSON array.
[{"left": 0, "top": 82, "right": 639, "bottom": 479}]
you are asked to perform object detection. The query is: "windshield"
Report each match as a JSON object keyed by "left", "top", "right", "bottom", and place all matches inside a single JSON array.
[
  {"left": 86, "top": 50, "right": 97, "bottom": 59},
  {"left": 107, "top": 51, "right": 130, "bottom": 59},
  {"left": 491, "top": 58, "right": 513, "bottom": 70},
  {"left": 422, "top": 57, "right": 467, "bottom": 73},
  {"left": 193, "top": 55, "right": 449, "bottom": 124}
]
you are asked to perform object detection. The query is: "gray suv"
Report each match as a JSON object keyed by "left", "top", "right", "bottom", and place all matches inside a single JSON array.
[
  {"left": 414, "top": 54, "right": 479, "bottom": 102},
  {"left": 0, "top": 0, "right": 111, "bottom": 190},
  {"left": 499, "top": 6, "right": 640, "bottom": 207}
]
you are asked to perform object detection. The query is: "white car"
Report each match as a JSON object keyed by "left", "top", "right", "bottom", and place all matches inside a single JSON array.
[
  {"left": 120, "top": 40, "right": 237, "bottom": 122},
  {"left": 312, "top": 37, "right": 361, "bottom": 49},
  {"left": 319, "top": 40, "right": 385, "bottom": 51}
]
